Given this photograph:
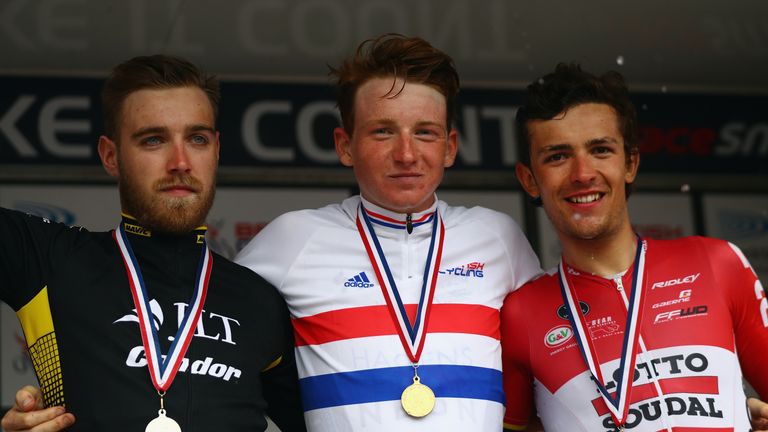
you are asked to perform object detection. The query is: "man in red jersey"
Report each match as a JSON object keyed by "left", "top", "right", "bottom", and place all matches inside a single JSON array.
[{"left": 501, "top": 63, "right": 768, "bottom": 431}]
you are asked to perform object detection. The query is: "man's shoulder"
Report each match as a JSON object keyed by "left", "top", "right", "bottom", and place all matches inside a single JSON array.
[
  {"left": 440, "top": 202, "right": 521, "bottom": 229},
  {"left": 519, "top": 267, "right": 559, "bottom": 291},
  {"left": 647, "top": 235, "right": 732, "bottom": 257},
  {"left": 212, "top": 252, "right": 283, "bottom": 294}
]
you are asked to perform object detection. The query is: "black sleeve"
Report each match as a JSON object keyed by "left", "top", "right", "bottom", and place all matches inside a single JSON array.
[
  {"left": 0, "top": 207, "right": 77, "bottom": 309},
  {"left": 261, "top": 297, "right": 307, "bottom": 432}
]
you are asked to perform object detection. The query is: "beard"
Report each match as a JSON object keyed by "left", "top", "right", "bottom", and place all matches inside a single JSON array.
[{"left": 118, "top": 170, "right": 215, "bottom": 236}]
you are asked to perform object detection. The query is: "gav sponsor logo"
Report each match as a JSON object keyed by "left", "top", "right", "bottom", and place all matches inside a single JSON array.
[
  {"left": 544, "top": 325, "right": 573, "bottom": 348},
  {"left": 557, "top": 301, "right": 590, "bottom": 320},
  {"left": 651, "top": 273, "right": 700, "bottom": 289},
  {"left": 344, "top": 271, "right": 375, "bottom": 288},
  {"left": 440, "top": 261, "right": 485, "bottom": 278}
]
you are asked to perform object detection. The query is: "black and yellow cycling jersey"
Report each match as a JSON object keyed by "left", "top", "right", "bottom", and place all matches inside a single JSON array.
[{"left": 0, "top": 208, "right": 305, "bottom": 431}]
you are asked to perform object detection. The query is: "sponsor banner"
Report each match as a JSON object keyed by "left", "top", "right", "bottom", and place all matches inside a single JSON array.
[
  {"left": 702, "top": 193, "right": 768, "bottom": 286},
  {"left": 1, "top": 76, "right": 766, "bottom": 173},
  {"left": 537, "top": 193, "right": 694, "bottom": 270}
]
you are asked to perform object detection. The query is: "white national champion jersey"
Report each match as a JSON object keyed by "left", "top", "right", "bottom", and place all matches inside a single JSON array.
[{"left": 236, "top": 195, "right": 541, "bottom": 431}]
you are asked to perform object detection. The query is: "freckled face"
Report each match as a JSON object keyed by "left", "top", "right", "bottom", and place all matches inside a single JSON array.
[{"left": 334, "top": 77, "right": 457, "bottom": 213}]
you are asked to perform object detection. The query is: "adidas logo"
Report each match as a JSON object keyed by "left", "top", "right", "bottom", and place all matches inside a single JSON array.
[{"left": 344, "top": 272, "right": 375, "bottom": 288}]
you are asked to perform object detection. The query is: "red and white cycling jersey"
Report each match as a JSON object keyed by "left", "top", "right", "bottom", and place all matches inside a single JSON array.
[{"left": 502, "top": 236, "right": 768, "bottom": 431}]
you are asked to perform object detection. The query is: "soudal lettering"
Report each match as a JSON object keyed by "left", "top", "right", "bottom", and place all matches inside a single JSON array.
[
  {"left": 651, "top": 273, "right": 700, "bottom": 289},
  {"left": 125, "top": 346, "right": 242, "bottom": 382},
  {"left": 654, "top": 305, "right": 708, "bottom": 323},
  {"left": 602, "top": 396, "right": 723, "bottom": 431}
]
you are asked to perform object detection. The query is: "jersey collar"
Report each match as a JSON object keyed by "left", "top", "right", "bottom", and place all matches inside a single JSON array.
[
  {"left": 359, "top": 196, "right": 437, "bottom": 237},
  {"left": 119, "top": 213, "right": 207, "bottom": 246}
]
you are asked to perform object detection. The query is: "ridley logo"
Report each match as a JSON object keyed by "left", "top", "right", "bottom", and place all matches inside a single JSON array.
[
  {"left": 544, "top": 326, "right": 573, "bottom": 348},
  {"left": 651, "top": 273, "right": 700, "bottom": 290}
]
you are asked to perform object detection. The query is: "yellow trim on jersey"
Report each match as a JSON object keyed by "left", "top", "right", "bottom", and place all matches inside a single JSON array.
[
  {"left": 16, "top": 286, "right": 55, "bottom": 347},
  {"left": 503, "top": 422, "right": 527, "bottom": 431},
  {"left": 262, "top": 355, "right": 283, "bottom": 372}
]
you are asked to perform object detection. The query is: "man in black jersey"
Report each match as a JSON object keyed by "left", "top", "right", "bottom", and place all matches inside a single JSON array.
[{"left": 0, "top": 55, "right": 305, "bottom": 431}]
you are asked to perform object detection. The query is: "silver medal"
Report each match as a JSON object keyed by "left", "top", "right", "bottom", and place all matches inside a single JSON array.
[{"left": 145, "top": 409, "right": 181, "bottom": 432}]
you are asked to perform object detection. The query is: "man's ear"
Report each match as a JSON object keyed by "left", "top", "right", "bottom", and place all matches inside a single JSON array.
[
  {"left": 515, "top": 162, "right": 540, "bottom": 199},
  {"left": 443, "top": 128, "right": 458, "bottom": 168},
  {"left": 98, "top": 135, "right": 119, "bottom": 177},
  {"left": 334, "top": 127, "right": 353, "bottom": 167},
  {"left": 625, "top": 150, "right": 640, "bottom": 184}
]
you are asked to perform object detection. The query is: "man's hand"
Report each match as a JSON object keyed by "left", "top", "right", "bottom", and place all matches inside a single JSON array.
[
  {"left": 0, "top": 386, "right": 75, "bottom": 432},
  {"left": 751, "top": 397, "right": 768, "bottom": 432}
]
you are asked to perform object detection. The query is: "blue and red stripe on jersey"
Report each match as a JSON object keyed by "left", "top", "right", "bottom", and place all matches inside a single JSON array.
[{"left": 364, "top": 208, "right": 434, "bottom": 230}]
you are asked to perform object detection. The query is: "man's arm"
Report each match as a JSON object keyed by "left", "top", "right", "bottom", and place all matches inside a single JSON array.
[
  {"left": 750, "top": 397, "right": 768, "bottom": 432},
  {"left": 0, "top": 386, "right": 74, "bottom": 432}
]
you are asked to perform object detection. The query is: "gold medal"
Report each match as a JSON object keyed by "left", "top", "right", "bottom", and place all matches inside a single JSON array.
[{"left": 400, "top": 375, "right": 435, "bottom": 418}]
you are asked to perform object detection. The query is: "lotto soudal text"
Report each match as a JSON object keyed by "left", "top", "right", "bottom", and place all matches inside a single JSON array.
[{"left": 596, "top": 352, "right": 723, "bottom": 430}]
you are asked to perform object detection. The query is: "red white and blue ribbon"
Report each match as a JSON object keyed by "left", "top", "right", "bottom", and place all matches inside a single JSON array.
[
  {"left": 113, "top": 222, "right": 212, "bottom": 392},
  {"left": 557, "top": 238, "right": 647, "bottom": 428},
  {"left": 356, "top": 204, "right": 445, "bottom": 363}
]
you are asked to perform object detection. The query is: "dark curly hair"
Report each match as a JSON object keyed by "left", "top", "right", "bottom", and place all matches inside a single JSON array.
[{"left": 516, "top": 62, "right": 639, "bottom": 167}]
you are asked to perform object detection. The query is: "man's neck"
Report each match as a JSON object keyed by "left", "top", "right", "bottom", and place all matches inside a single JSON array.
[{"left": 559, "top": 224, "right": 638, "bottom": 277}]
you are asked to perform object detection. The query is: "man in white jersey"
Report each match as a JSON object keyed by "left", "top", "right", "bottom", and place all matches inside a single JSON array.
[{"left": 234, "top": 33, "right": 541, "bottom": 431}]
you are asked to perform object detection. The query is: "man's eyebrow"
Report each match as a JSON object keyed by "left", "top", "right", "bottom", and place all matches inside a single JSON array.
[
  {"left": 130, "top": 126, "right": 168, "bottom": 140},
  {"left": 538, "top": 143, "right": 572, "bottom": 154},
  {"left": 586, "top": 136, "right": 620, "bottom": 146},
  {"left": 187, "top": 124, "right": 216, "bottom": 134}
]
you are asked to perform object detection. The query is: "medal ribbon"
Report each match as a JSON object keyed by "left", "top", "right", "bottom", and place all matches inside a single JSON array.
[
  {"left": 356, "top": 204, "right": 445, "bottom": 362},
  {"left": 558, "top": 238, "right": 647, "bottom": 427},
  {"left": 113, "top": 222, "right": 212, "bottom": 391}
]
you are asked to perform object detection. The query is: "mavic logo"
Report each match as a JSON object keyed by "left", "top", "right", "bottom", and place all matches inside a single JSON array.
[
  {"left": 344, "top": 272, "right": 375, "bottom": 288},
  {"left": 124, "top": 223, "right": 152, "bottom": 237}
]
